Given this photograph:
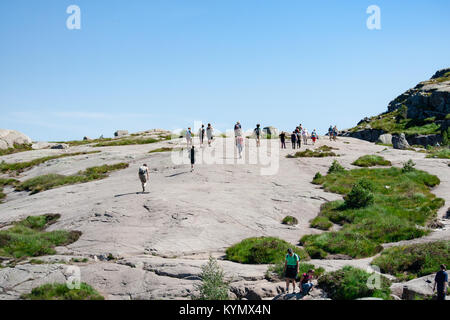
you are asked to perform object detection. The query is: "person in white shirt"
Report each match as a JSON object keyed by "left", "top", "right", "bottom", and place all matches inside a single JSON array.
[{"left": 138, "top": 164, "right": 150, "bottom": 193}]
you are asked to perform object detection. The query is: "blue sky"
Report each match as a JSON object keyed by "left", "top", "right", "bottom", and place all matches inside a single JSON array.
[{"left": 1, "top": 0, "right": 449, "bottom": 141}]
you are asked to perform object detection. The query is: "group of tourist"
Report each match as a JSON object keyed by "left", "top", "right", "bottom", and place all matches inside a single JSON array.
[{"left": 279, "top": 124, "right": 320, "bottom": 150}]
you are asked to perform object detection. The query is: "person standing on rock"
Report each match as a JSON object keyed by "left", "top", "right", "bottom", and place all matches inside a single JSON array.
[
  {"left": 254, "top": 124, "right": 261, "bottom": 147},
  {"left": 328, "top": 125, "right": 333, "bottom": 141},
  {"left": 138, "top": 164, "right": 150, "bottom": 193},
  {"left": 291, "top": 131, "right": 297, "bottom": 149},
  {"left": 186, "top": 127, "right": 193, "bottom": 147},
  {"left": 311, "top": 129, "right": 318, "bottom": 145},
  {"left": 279, "top": 131, "right": 286, "bottom": 149},
  {"left": 236, "top": 134, "right": 244, "bottom": 159},
  {"left": 295, "top": 127, "right": 301, "bottom": 149},
  {"left": 189, "top": 145, "right": 196, "bottom": 172},
  {"left": 206, "top": 123, "right": 214, "bottom": 147},
  {"left": 332, "top": 125, "right": 338, "bottom": 141},
  {"left": 283, "top": 248, "right": 299, "bottom": 294},
  {"left": 434, "top": 264, "right": 448, "bottom": 300},
  {"left": 299, "top": 269, "right": 315, "bottom": 296},
  {"left": 198, "top": 125, "right": 205, "bottom": 146},
  {"left": 302, "top": 128, "right": 309, "bottom": 145}
]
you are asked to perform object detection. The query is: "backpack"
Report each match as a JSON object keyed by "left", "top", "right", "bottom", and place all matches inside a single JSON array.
[{"left": 139, "top": 166, "right": 147, "bottom": 175}]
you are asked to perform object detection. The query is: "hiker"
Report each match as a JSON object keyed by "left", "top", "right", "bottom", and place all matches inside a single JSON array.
[
  {"left": 328, "top": 126, "right": 333, "bottom": 141},
  {"left": 279, "top": 131, "right": 286, "bottom": 149},
  {"left": 138, "top": 164, "right": 150, "bottom": 193},
  {"left": 206, "top": 123, "right": 214, "bottom": 147},
  {"left": 236, "top": 135, "right": 244, "bottom": 159},
  {"left": 332, "top": 125, "right": 338, "bottom": 141},
  {"left": 283, "top": 248, "right": 300, "bottom": 294},
  {"left": 434, "top": 264, "right": 448, "bottom": 300},
  {"left": 291, "top": 131, "right": 297, "bottom": 149},
  {"left": 295, "top": 127, "right": 301, "bottom": 149},
  {"left": 254, "top": 124, "right": 261, "bottom": 147},
  {"left": 186, "top": 127, "right": 193, "bottom": 146},
  {"left": 189, "top": 145, "right": 196, "bottom": 172},
  {"left": 299, "top": 269, "right": 315, "bottom": 296},
  {"left": 198, "top": 125, "right": 205, "bottom": 146},
  {"left": 311, "top": 129, "right": 318, "bottom": 145},
  {"left": 234, "top": 122, "right": 242, "bottom": 137},
  {"left": 302, "top": 128, "right": 309, "bottom": 145}
]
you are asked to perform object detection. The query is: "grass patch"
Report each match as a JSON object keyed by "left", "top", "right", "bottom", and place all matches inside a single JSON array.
[
  {"left": 352, "top": 155, "right": 392, "bottom": 167},
  {"left": 310, "top": 216, "right": 333, "bottom": 230},
  {"left": 0, "top": 143, "right": 33, "bottom": 156},
  {"left": 0, "top": 178, "right": 19, "bottom": 203},
  {"left": 372, "top": 241, "right": 450, "bottom": 281},
  {"left": 425, "top": 147, "right": 450, "bottom": 159},
  {"left": 301, "top": 166, "right": 444, "bottom": 258},
  {"left": 21, "top": 282, "right": 104, "bottom": 300},
  {"left": 0, "top": 151, "right": 100, "bottom": 174},
  {"left": 318, "top": 266, "right": 391, "bottom": 300},
  {"left": 265, "top": 261, "right": 325, "bottom": 281},
  {"left": 0, "top": 214, "right": 81, "bottom": 260},
  {"left": 281, "top": 216, "right": 298, "bottom": 226},
  {"left": 15, "top": 163, "right": 129, "bottom": 194},
  {"left": 149, "top": 147, "right": 179, "bottom": 153},
  {"left": 225, "top": 237, "right": 309, "bottom": 264},
  {"left": 52, "top": 138, "right": 113, "bottom": 147},
  {"left": 287, "top": 146, "right": 337, "bottom": 158},
  {"left": 93, "top": 136, "right": 170, "bottom": 147}
]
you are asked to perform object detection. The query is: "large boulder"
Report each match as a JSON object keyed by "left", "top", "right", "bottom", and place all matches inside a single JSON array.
[
  {"left": 0, "top": 129, "right": 32, "bottom": 150},
  {"left": 50, "top": 143, "right": 69, "bottom": 150},
  {"left": 377, "top": 133, "right": 393, "bottom": 145},
  {"left": 392, "top": 133, "right": 410, "bottom": 150},
  {"left": 263, "top": 126, "right": 279, "bottom": 137},
  {"left": 114, "top": 130, "right": 129, "bottom": 138},
  {"left": 406, "top": 134, "right": 442, "bottom": 147},
  {"left": 390, "top": 274, "right": 436, "bottom": 300}
]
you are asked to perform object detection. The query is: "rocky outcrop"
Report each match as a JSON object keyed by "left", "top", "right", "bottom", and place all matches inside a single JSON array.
[
  {"left": 114, "top": 130, "right": 129, "bottom": 138},
  {"left": 0, "top": 129, "right": 32, "bottom": 150},
  {"left": 392, "top": 133, "right": 410, "bottom": 150},
  {"left": 390, "top": 275, "right": 436, "bottom": 300},
  {"left": 50, "top": 143, "right": 69, "bottom": 150},
  {"left": 377, "top": 133, "right": 393, "bottom": 145}
]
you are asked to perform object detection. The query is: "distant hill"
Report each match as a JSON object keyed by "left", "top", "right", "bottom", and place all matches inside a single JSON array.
[{"left": 341, "top": 68, "right": 450, "bottom": 147}]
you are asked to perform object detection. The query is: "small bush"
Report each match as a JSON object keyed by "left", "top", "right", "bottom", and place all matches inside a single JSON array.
[
  {"left": 344, "top": 179, "right": 375, "bottom": 209},
  {"left": 310, "top": 216, "right": 333, "bottom": 230},
  {"left": 282, "top": 216, "right": 298, "bottom": 226},
  {"left": 402, "top": 159, "right": 416, "bottom": 173},
  {"left": 318, "top": 266, "right": 391, "bottom": 300},
  {"left": 192, "top": 256, "right": 229, "bottom": 300},
  {"left": 21, "top": 283, "right": 104, "bottom": 300},
  {"left": 225, "top": 237, "right": 309, "bottom": 264},
  {"left": 328, "top": 160, "right": 345, "bottom": 174},
  {"left": 352, "top": 155, "right": 391, "bottom": 167}
]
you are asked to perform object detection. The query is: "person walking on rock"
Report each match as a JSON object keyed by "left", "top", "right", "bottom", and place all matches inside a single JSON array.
[
  {"left": 434, "top": 264, "right": 448, "bottom": 300},
  {"left": 198, "top": 125, "right": 205, "bottom": 146},
  {"left": 311, "top": 129, "right": 318, "bottom": 145},
  {"left": 279, "top": 131, "right": 286, "bottom": 149},
  {"left": 254, "top": 124, "right": 261, "bottom": 147},
  {"left": 138, "top": 164, "right": 150, "bottom": 193},
  {"left": 302, "top": 128, "right": 309, "bottom": 145},
  {"left": 186, "top": 127, "right": 193, "bottom": 147},
  {"left": 296, "top": 127, "right": 301, "bottom": 149},
  {"left": 299, "top": 269, "right": 315, "bottom": 296},
  {"left": 283, "top": 248, "right": 299, "bottom": 294},
  {"left": 332, "top": 125, "right": 338, "bottom": 141},
  {"left": 328, "top": 125, "right": 333, "bottom": 141},
  {"left": 236, "top": 135, "right": 244, "bottom": 159},
  {"left": 206, "top": 123, "right": 214, "bottom": 147},
  {"left": 189, "top": 145, "right": 196, "bottom": 172}
]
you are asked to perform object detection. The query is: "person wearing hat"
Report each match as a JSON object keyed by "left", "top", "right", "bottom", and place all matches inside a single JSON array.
[{"left": 283, "top": 248, "right": 300, "bottom": 294}]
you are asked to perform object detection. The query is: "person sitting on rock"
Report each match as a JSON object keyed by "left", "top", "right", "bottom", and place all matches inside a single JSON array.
[
  {"left": 138, "top": 164, "right": 150, "bottom": 193},
  {"left": 283, "top": 248, "right": 299, "bottom": 294},
  {"left": 434, "top": 264, "right": 448, "bottom": 300},
  {"left": 299, "top": 269, "right": 315, "bottom": 296}
]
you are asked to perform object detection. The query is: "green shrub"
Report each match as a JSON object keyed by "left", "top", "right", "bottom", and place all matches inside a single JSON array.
[
  {"left": 21, "top": 283, "right": 104, "bottom": 300},
  {"left": 287, "top": 149, "right": 337, "bottom": 158},
  {"left": 372, "top": 241, "right": 450, "bottom": 281},
  {"left": 318, "top": 266, "right": 391, "bottom": 300},
  {"left": 225, "top": 237, "right": 309, "bottom": 264},
  {"left": 192, "top": 257, "right": 229, "bottom": 300},
  {"left": 282, "top": 216, "right": 298, "bottom": 226},
  {"left": 0, "top": 214, "right": 81, "bottom": 260},
  {"left": 15, "top": 163, "right": 129, "bottom": 194},
  {"left": 352, "top": 155, "right": 391, "bottom": 167},
  {"left": 402, "top": 159, "right": 416, "bottom": 173},
  {"left": 344, "top": 179, "right": 375, "bottom": 209},
  {"left": 425, "top": 147, "right": 450, "bottom": 159},
  {"left": 310, "top": 216, "right": 333, "bottom": 230},
  {"left": 328, "top": 160, "right": 345, "bottom": 174}
]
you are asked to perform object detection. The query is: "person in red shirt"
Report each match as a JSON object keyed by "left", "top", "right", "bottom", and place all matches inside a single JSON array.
[{"left": 299, "top": 269, "right": 315, "bottom": 296}]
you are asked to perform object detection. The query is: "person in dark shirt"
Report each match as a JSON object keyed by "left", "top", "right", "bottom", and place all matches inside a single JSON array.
[
  {"left": 291, "top": 131, "right": 297, "bottom": 149},
  {"left": 279, "top": 131, "right": 286, "bottom": 149},
  {"left": 189, "top": 146, "right": 196, "bottom": 172},
  {"left": 434, "top": 264, "right": 448, "bottom": 300}
]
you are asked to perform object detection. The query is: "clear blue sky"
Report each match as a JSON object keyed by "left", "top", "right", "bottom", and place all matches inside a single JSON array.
[{"left": 1, "top": 0, "right": 449, "bottom": 141}]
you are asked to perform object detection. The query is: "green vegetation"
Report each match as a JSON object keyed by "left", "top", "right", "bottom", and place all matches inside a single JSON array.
[
  {"left": 0, "top": 151, "right": 100, "bottom": 174},
  {"left": 0, "top": 143, "right": 33, "bottom": 156},
  {"left": 53, "top": 138, "right": 113, "bottom": 147},
  {"left": 15, "top": 163, "right": 129, "bottom": 194},
  {"left": 425, "top": 147, "right": 450, "bottom": 159},
  {"left": 318, "top": 266, "right": 391, "bottom": 300},
  {"left": 287, "top": 145, "right": 338, "bottom": 158},
  {"left": 225, "top": 237, "right": 309, "bottom": 264},
  {"left": 0, "top": 178, "right": 18, "bottom": 202},
  {"left": 266, "top": 261, "right": 325, "bottom": 281},
  {"left": 0, "top": 214, "right": 81, "bottom": 260},
  {"left": 402, "top": 159, "right": 416, "bottom": 173},
  {"left": 327, "top": 160, "right": 345, "bottom": 174},
  {"left": 21, "top": 283, "right": 104, "bottom": 300},
  {"left": 93, "top": 137, "right": 164, "bottom": 147},
  {"left": 192, "top": 257, "right": 229, "bottom": 300},
  {"left": 372, "top": 241, "right": 450, "bottom": 281},
  {"left": 281, "top": 216, "right": 298, "bottom": 226},
  {"left": 149, "top": 147, "right": 179, "bottom": 153},
  {"left": 310, "top": 216, "right": 333, "bottom": 230},
  {"left": 301, "top": 165, "right": 443, "bottom": 258},
  {"left": 352, "top": 155, "right": 391, "bottom": 167}
]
